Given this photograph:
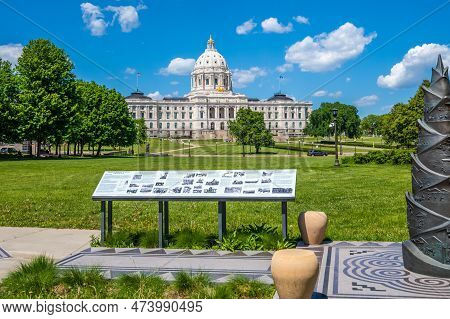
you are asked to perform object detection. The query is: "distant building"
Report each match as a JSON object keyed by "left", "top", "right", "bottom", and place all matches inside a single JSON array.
[{"left": 126, "top": 36, "right": 312, "bottom": 140}]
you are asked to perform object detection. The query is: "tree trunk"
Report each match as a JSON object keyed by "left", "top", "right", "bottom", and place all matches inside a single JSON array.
[
  {"left": 58, "top": 144, "right": 62, "bottom": 158},
  {"left": 73, "top": 144, "right": 77, "bottom": 156},
  {"left": 80, "top": 143, "right": 84, "bottom": 157},
  {"left": 242, "top": 144, "right": 245, "bottom": 157},
  {"left": 36, "top": 141, "right": 41, "bottom": 157},
  {"left": 96, "top": 145, "right": 102, "bottom": 157}
]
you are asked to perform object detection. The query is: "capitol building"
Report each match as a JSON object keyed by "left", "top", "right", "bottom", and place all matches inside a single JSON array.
[{"left": 126, "top": 36, "right": 312, "bottom": 140}]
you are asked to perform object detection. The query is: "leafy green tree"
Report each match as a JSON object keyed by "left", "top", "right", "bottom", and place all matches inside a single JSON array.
[
  {"left": 361, "top": 114, "right": 383, "bottom": 136},
  {"left": 88, "top": 86, "right": 136, "bottom": 156},
  {"left": 305, "top": 102, "right": 361, "bottom": 138},
  {"left": 228, "top": 108, "right": 274, "bottom": 155},
  {"left": 0, "top": 59, "right": 19, "bottom": 143},
  {"left": 16, "top": 39, "right": 76, "bottom": 156},
  {"left": 135, "top": 118, "right": 148, "bottom": 155},
  {"left": 381, "top": 80, "right": 430, "bottom": 147}
]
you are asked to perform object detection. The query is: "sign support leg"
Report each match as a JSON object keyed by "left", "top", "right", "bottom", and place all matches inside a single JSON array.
[
  {"left": 100, "top": 201, "right": 106, "bottom": 244},
  {"left": 107, "top": 201, "right": 113, "bottom": 238},
  {"left": 158, "top": 201, "right": 164, "bottom": 248},
  {"left": 218, "top": 201, "right": 226, "bottom": 241},
  {"left": 281, "top": 201, "right": 287, "bottom": 239},
  {"left": 164, "top": 201, "right": 169, "bottom": 243}
]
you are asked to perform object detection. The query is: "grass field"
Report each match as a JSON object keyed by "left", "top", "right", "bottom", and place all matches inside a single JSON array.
[{"left": 0, "top": 155, "right": 410, "bottom": 242}]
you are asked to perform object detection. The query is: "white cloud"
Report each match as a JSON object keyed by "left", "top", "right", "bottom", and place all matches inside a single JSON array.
[
  {"left": 312, "top": 90, "right": 342, "bottom": 98},
  {"left": 81, "top": 2, "right": 146, "bottom": 36},
  {"left": 312, "top": 90, "right": 327, "bottom": 97},
  {"left": 236, "top": 19, "right": 257, "bottom": 35},
  {"left": 276, "top": 63, "right": 293, "bottom": 73},
  {"left": 0, "top": 43, "right": 23, "bottom": 65},
  {"left": 147, "top": 91, "right": 163, "bottom": 100},
  {"left": 160, "top": 57, "right": 195, "bottom": 75},
  {"left": 285, "top": 22, "right": 376, "bottom": 72},
  {"left": 293, "top": 16, "right": 309, "bottom": 24},
  {"left": 232, "top": 67, "right": 267, "bottom": 88},
  {"left": 261, "top": 17, "right": 293, "bottom": 34},
  {"left": 345, "top": 77, "right": 351, "bottom": 82},
  {"left": 125, "top": 67, "right": 136, "bottom": 74},
  {"left": 355, "top": 94, "right": 378, "bottom": 106},
  {"left": 80, "top": 2, "right": 108, "bottom": 36},
  {"left": 329, "top": 90, "right": 342, "bottom": 98},
  {"left": 377, "top": 43, "right": 450, "bottom": 89},
  {"left": 105, "top": 4, "right": 146, "bottom": 33}
]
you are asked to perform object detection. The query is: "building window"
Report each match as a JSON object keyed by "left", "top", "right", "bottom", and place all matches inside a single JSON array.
[
  {"left": 211, "top": 122, "right": 215, "bottom": 130},
  {"left": 219, "top": 107, "right": 225, "bottom": 118},
  {"left": 150, "top": 122, "right": 153, "bottom": 128},
  {"left": 132, "top": 113, "right": 136, "bottom": 119},
  {"left": 209, "top": 107, "right": 215, "bottom": 119},
  {"left": 190, "top": 123, "right": 193, "bottom": 129},
  {"left": 149, "top": 113, "right": 153, "bottom": 119},
  {"left": 182, "top": 123, "right": 185, "bottom": 129},
  {"left": 220, "top": 122, "right": 225, "bottom": 130},
  {"left": 292, "top": 122, "right": 295, "bottom": 128},
  {"left": 166, "top": 106, "right": 169, "bottom": 110},
  {"left": 206, "top": 78, "right": 209, "bottom": 85},
  {"left": 158, "top": 112, "right": 162, "bottom": 119},
  {"left": 201, "top": 122, "right": 204, "bottom": 129},
  {"left": 291, "top": 112, "right": 295, "bottom": 119},
  {"left": 214, "top": 77, "right": 218, "bottom": 85},
  {"left": 285, "top": 122, "right": 288, "bottom": 128},
  {"left": 268, "top": 122, "right": 272, "bottom": 129},
  {"left": 298, "top": 112, "right": 302, "bottom": 119},
  {"left": 166, "top": 113, "right": 170, "bottom": 119},
  {"left": 141, "top": 111, "right": 145, "bottom": 118},
  {"left": 189, "top": 112, "right": 193, "bottom": 119},
  {"left": 181, "top": 112, "right": 185, "bottom": 119},
  {"left": 229, "top": 107, "right": 235, "bottom": 118},
  {"left": 159, "top": 123, "right": 162, "bottom": 129},
  {"left": 275, "top": 122, "right": 278, "bottom": 128},
  {"left": 284, "top": 113, "right": 287, "bottom": 119},
  {"left": 200, "top": 111, "right": 204, "bottom": 119},
  {"left": 174, "top": 123, "right": 177, "bottom": 129},
  {"left": 275, "top": 113, "right": 278, "bottom": 119},
  {"left": 268, "top": 112, "right": 271, "bottom": 119},
  {"left": 167, "top": 123, "right": 170, "bottom": 129},
  {"left": 174, "top": 113, "right": 178, "bottom": 119}
]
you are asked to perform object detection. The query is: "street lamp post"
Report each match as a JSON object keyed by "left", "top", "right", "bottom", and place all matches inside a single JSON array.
[{"left": 332, "top": 109, "right": 339, "bottom": 167}]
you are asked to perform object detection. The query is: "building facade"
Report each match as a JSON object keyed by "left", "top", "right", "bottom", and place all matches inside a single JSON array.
[{"left": 126, "top": 36, "right": 312, "bottom": 140}]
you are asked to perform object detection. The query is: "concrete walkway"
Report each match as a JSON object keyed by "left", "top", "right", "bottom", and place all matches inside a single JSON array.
[{"left": 0, "top": 227, "right": 98, "bottom": 279}]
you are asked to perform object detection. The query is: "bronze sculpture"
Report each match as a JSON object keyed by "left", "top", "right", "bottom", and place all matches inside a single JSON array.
[{"left": 402, "top": 55, "right": 450, "bottom": 277}]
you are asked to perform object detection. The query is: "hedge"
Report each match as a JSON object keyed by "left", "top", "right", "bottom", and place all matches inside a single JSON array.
[{"left": 342, "top": 149, "right": 413, "bottom": 165}]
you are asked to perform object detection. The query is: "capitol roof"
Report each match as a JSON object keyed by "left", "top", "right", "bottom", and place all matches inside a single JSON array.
[
  {"left": 267, "top": 92, "right": 294, "bottom": 102},
  {"left": 125, "top": 91, "right": 152, "bottom": 101},
  {"left": 193, "top": 35, "right": 228, "bottom": 71}
]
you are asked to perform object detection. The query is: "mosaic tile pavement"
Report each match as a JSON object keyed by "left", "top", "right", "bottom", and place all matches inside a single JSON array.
[
  {"left": 0, "top": 246, "right": 10, "bottom": 259},
  {"left": 314, "top": 242, "right": 450, "bottom": 298},
  {"left": 56, "top": 242, "right": 450, "bottom": 298}
]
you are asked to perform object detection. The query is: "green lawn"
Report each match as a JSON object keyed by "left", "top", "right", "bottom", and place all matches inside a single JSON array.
[{"left": 0, "top": 155, "right": 410, "bottom": 242}]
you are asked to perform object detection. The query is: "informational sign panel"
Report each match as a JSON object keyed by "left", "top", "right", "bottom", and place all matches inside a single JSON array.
[{"left": 92, "top": 170, "right": 296, "bottom": 201}]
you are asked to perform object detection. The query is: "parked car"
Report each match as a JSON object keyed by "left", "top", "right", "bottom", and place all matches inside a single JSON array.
[
  {"left": 0, "top": 147, "right": 18, "bottom": 154},
  {"left": 307, "top": 149, "right": 328, "bottom": 156}
]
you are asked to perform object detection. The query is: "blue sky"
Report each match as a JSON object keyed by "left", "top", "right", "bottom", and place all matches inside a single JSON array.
[{"left": 0, "top": 0, "right": 449, "bottom": 117}]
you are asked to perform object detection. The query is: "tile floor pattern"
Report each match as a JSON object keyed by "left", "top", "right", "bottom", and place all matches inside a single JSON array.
[
  {"left": 0, "top": 247, "right": 10, "bottom": 259},
  {"left": 56, "top": 242, "right": 450, "bottom": 298}
]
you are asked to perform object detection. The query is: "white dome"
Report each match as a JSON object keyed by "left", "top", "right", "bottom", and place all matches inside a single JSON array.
[
  {"left": 194, "top": 50, "right": 227, "bottom": 69},
  {"left": 190, "top": 35, "right": 233, "bottom": 95}
]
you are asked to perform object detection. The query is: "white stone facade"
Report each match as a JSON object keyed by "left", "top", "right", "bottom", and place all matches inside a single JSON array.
[{"left": 126, "top": 36, "right": 312, "bottom": 140}]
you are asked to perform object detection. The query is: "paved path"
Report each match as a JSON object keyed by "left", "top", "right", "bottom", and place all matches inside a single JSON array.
[{"left": 0, "top": 227, "right": 98, "bottom": 279}]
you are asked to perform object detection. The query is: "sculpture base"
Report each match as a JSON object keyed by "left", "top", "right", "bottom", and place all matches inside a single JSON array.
[{"left": 402, "top": 240, "right": 450, "bottom": 278}]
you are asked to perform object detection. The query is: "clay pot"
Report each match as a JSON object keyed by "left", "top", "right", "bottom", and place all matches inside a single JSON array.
[
  {"left": 271, "top": 249, "right": 319, "bottom": 299},
  {"left": 298, "top": 211, "right": 328, "bottom": 245}
]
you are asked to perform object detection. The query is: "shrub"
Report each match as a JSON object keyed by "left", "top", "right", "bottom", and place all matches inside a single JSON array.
[
  {"left": 114, "top": 273, "right": 166, "bottom": 298},
  {"left": 345, "top": 149, "right": 412, "bottom": 165},
  {"left": 0, "top": 256, "right": 58, "bottom": 298}
]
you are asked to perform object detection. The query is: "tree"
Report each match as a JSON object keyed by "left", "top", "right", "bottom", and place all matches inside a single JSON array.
[
  {"left": 135, "top": 118, "right": 148, "bottom": 155},
  {"left": 305, "top": 102, "right": 361, "bottom": 138},
  {"left": 0, "top": 59, "right": 19, "bottom": 143},
  {"left": 361, "top": 114, "right": 383, "bottom": 136},
  {"left": 228, "top": 108, "right": 274, "bottom": 155},
  {"left": 16, "top": 39, "right": 76, "bottom": 156},
  {"left": 381, "top": 80, "right": 430, "bottom": 147}
]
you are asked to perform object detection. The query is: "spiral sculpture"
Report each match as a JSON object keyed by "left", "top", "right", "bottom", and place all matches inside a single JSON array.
[{"left": 402, "top": 55, "right": 450, "bottom": 278}]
